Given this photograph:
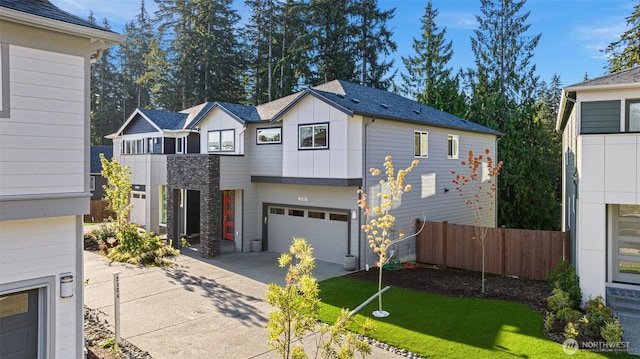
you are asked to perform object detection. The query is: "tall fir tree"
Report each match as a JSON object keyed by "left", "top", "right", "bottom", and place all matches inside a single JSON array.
[
  {"left": 604, "top": 2, "right": 640, "bottom": 73},
  {"left": 352, "top": 0, "right": 397, "bottom": 89},
  {"left": 467, "top": 0, "right": 560, "bottom": 230},
  {"left": 400, "top": 1, "right": 465, "bottom": 116},
  {"left": 89, "top": 15, "right": 122, "bottom": 145}
]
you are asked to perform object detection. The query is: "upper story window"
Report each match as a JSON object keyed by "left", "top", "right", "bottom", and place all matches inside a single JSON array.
[
  {"left": 299, "top": 123, "right": 328, "bottom": 149},
  {"left": 448, "top": 134, "right": 459, "bottom": 159},
  {"left": 414, "top": 131, "right": 428, "bottom": 158},
  {"left": 208, "top": 129, "right": 235, "bottom": 152},
  {"left": 176, "top": 137, "right": 185, "bottom": 154},
  {"left": 626, "top": 100, "right": 640, "bottom": 132},
  {"left": 257, "top": 127, "right": 282, "bottom": 144}
]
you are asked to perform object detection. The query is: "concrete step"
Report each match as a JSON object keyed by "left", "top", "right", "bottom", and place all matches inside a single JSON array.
[
  {"left": 607, "top": 287, "right": 640, "bottom": 318},
  {"left": 220, "top": 240, "right": 235, "bottom": 254}
]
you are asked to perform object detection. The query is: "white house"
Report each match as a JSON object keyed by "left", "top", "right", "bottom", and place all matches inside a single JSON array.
[
  {"left": 111, "top": 80, "right": 501, "bottom": 268},
  {"left": 557, "top": 67, "right": 640, "bottom": 353},
  {"left": 0, "top": 1, "right": 123, "bottom": 357}
]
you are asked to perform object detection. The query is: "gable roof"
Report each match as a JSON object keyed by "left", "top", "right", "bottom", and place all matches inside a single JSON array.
[
  {"left": 138, "top": 109, "right": 189, "bottom": 130},
  {"left": 90, "top": 145, "right": 112, "bottom": 174},
  {"left": 272, "top": 80, "right": 502, "bottom": 136},
  {"left": 1, "top": 0, "right": 112, "bottom": 32},
  {"left": 556, "top": 67, "right": 640, "bottom": 132}
]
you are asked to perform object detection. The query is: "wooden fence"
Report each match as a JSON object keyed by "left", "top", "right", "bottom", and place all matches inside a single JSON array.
[
  {"left": 84, "top": 200, "right": 116, "bottom": 223},
  {"left": 415, "top": 220, "right": 569, "bottom": 280}
]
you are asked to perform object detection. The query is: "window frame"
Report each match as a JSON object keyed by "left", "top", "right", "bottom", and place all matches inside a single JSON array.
[
  {"left": 208, "top": 129, "right": 235, "bottom": 152},
  {"left": 298, "top": 123, "right": 329, "bottom": 150},
  {"left": 176, "top": 137, "right": 185, "bottom": 154},
  {"left": 414, "top": 130, "right": 428, "bottom": 158},
  {"left": 447, "top": 134, "right": 459, "bottom": 159},
  {"left": 626, "top": 99, "right": 640, "bottom": 132},
  {"left": 257, "top": 127, "right": 282, "bottom": 145}
]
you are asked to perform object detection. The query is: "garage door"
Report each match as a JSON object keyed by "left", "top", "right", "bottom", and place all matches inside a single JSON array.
[
  {"left": 0, "top": 289, "right": 39, "bottom": 358},
  {"left": 130, "top": 191, "right": 146, "bottom": 226},
  {"left": 268, "top": 206, "right": 349, "bottom": 264}
]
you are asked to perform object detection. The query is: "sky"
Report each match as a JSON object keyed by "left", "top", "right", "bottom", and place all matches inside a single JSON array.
[{"left": 54, "top": 0, "right": 636, "bottom": 88}]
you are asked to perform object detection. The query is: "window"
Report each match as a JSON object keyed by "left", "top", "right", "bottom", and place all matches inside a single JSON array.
[
  {"left": 626, "top": 100, "right": 640, "bottom": 132},
  {"left": 288, "top": 209, "right": 304, "bottom": 217},
  {"left": 330, "top": 213, "right": 349, "bottom": 221},
  {"left": 414, "top": 131, "right": 428, "bottom": 157},
  {"left": 176, "top": 137, "right": 185, "bottom": 154},
  {"left": 308, "top": 211, "right": 325, "bottom": 219},
  {"left": 160, "top": 185, "right": 167, "bottom": 225},
  {"left": 257, "top": 127, "right": 282, "bottom": 144},
  {"left": 90, "top": 176, "right": 96, "bottom": 191},
  {"left": 447, "top": 135, "right": 459, "bottom": 159},
  {"left": 270, "top": 207, "right": 285, "bottom": 215},
  {"left": 299, "top": 124, "right": 328, "bottom": 149},
  {"left": 208, "top": 130, "right": 235, "bottom": 152}
]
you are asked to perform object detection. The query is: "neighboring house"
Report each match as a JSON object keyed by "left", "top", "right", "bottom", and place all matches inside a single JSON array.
[
  {"left": 111, "top": 80, "right": 501, "bottom": 267},
  {"left": 0, "top": 1, "right": 123, "bottom": 358},
  {"left": 89, "top": 145, "right": 112, "bottom": 201},
  {"left": 557, "top": 67, "right": 640, "bottom": 346}
]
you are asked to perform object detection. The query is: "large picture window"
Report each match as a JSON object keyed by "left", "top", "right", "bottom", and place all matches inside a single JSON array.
[
  {"left": 414, "top": 131, "right": 428, "bottom": 157},
  {"left": 208, "top": 130, "right": 235, "bottom": 152},
  {"left": 299, "top": 124, "right": 328, "bottom": 149},
  {"left": 257, "top": 127, "right": 282, "bottom": 144}
]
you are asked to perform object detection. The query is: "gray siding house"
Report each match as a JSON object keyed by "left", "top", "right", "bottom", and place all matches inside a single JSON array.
[
  {"left": 111, "top": 80, "right": 501, "bottom": 268},
  {"left": 0, "top": 0, "right": 123, "bottom": 357}
]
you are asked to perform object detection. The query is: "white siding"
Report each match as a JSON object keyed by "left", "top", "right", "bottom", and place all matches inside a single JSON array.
[
  {"left": 118, "top": 154, "right": 167, "bottom": 232},
  {"left": 198, "top": 109, "right": 246, "bottom": 155},
  {"left": 281, "top": 97, "right": 362, "bottom": 178},
  {"left": 0, "top": 216, "right": 80, "bottom": 358},
  {"left": 0, "top": 45, "right": 85, "bottom": 196}
]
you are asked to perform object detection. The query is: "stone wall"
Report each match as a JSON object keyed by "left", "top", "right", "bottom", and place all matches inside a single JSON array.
[{"left": 167, "top": 154, "right": 221, "bottom": 258}]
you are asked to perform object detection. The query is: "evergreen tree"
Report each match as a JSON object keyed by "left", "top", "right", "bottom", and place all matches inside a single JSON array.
[
  {"left": 400, "top": 1, "right": 465, "bottom": 116},
  {"left": 89, "top": 15, "right": 122, "bottom": 145},
  {"left": 604, "top": 2, "right": 640, "bottom": 72},
  {"left": 467, "top": 0, "right": 559, "bottom": 230},
  {"left": 352, "top": 0, "right": 397, "bottom": 89}
]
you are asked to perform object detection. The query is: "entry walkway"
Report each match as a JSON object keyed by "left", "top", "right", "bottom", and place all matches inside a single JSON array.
[{"left": 83, "top": 248, "right": 397, "bottom": 358}]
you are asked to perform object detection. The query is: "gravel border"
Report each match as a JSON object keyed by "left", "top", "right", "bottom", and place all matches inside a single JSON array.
[{"left": 84, "top": 306, "right": 153, "bottom": 359}]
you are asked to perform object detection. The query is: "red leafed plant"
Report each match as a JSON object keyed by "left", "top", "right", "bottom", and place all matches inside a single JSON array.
[{"left": 451, "top": 148, "right": 503, "bottom": 293}]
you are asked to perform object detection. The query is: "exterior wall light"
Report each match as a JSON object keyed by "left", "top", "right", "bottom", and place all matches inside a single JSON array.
[{"left": 60, "top": 273, "right": 74, "bottom": 298}]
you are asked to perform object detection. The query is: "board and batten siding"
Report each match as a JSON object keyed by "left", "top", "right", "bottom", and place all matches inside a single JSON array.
[
  {"left": 281, "top": 96, "right": 362, "bottom": 179},
  {"left": 198, "top": 109, "right": 246, "bottom": 155},
  {"left": 0, "top": 45, "right": 85, "bottom": 196},
  {"left": 580, "top": 100, "right": 621, "bottom": 134},
  {"left": 0, "top": 216, "right": 81, "bottom": 358}
]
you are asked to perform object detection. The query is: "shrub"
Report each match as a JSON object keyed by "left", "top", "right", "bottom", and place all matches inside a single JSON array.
[
  {"left": 600, "top": 320, "right": 624, "bottom": 346},
  {"left": 564, "top": 322, "right": 579, "bottom": 340},
  {"left": 106, "top": 224, "right": 177, "bottom": 266},
  {"left": 546, "top": 258, "right": 582, "bottom": 308},
  {"left": 543, "top": 312, "right": 555, "bottom": 332},
  {"left": 581, "top": 296, "right": 615, "bottom": 340},
  {"left": 84, "top": 224, "right": 117, "bottom": 251},
  {"left": 547, "top": 288, "right": 573, "bottom": 314}
]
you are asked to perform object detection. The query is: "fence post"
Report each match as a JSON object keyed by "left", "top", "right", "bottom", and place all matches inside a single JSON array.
[
  {"left": 501, "top": 226, "right": 506, "bottom": 276},
  {"left": 442, "top": 221, "right": 448, "bottom": 268}
]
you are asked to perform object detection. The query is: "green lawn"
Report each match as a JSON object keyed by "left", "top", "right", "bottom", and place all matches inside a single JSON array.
[{"left": 318, "top": 277, "right": 633, "bottom": 359}]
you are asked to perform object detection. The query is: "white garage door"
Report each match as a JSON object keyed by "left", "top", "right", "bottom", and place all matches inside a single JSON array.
[
  {"left": 130, "top": 191, "right": 146, "bottom": 226},
  {"left": 268, "top": 206, "right": 349, "bottom": 264}
]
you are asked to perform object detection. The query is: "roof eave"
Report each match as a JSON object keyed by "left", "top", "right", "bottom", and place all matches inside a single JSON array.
[{"left": 0, "top": 7, "right": 125, "bottom": 48}]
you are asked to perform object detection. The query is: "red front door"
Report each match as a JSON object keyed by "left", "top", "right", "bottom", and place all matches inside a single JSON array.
[{"left": 223, "top": 191, "right": 234, "bottom": 241}]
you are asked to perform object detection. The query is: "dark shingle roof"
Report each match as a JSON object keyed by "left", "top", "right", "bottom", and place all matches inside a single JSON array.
[
  {"left": 0, "top": 0, "right": 115, "bottom": 33},
  {"left": 138, "top": 108, "right": 188, "bottom": 130},
  {"left": 217, "top": 102, "right": 262, "bottom": 123},
  {"left": 568, "top": 66, "right": 640, "bottom": 87},
  {"left": 90, "top": 145, "right": 112, "bottom": 174},
  {"left": 307, "top": 80, "right": 501, "bottom": 136}
]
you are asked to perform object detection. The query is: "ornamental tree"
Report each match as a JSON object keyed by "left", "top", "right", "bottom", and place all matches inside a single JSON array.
[
  {"left": 357, "top": 156, "right": 422, "bottom": 317},
  {"left": 100, "top": 153, "right": 132, "bottom": 230},
  {"left": 451, "top": 148, "right": 503, "bottom": 293}
]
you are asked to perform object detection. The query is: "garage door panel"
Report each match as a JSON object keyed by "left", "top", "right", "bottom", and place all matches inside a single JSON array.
[{"left": 268, "top": 206, "right": 348, "bottom": 264}]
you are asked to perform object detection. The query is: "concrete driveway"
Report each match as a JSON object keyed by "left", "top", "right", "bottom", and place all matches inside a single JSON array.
[{"left": 83, "top": 247, "right": 397, "bottom": 358}]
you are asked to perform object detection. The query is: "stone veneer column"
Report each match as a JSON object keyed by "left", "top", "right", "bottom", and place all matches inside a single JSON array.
[{"left": 166, "top": 154, "right": 221, "bottom": 258}]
